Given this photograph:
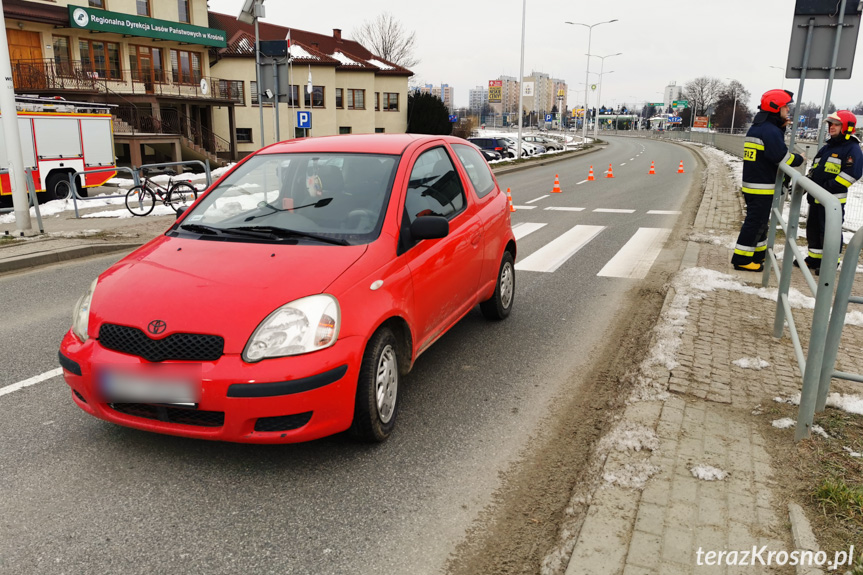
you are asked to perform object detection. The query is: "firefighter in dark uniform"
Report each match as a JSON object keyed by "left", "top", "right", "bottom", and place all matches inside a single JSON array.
[
  {"left": 801, "top": 110, "right": 863, "bottom": 274},
  {"left": 732, "top": 89, "right": 805, "bottom": 271}
]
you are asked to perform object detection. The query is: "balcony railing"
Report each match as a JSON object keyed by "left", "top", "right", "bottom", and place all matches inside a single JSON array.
[{"left": 11, "top": 59, "right": 241, "bottom": 102}]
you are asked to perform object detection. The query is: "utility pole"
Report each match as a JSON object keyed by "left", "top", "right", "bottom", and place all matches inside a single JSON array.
[{"left": 0, "top": 0, "right": 33, "bottom": 234}]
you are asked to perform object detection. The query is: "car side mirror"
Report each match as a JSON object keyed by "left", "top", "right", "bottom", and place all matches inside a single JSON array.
[
  {"left": 176, "top": 206, "right": 188, "bottom": 220},
  {"left": 410, "top": 215, "right": 448, "bottom": 240}
]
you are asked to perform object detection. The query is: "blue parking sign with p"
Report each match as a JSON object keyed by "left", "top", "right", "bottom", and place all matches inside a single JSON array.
[
  {"left": 545, "top": 114, "right": 553, "bottom": 122},
  {"left": 297, "top": 111, "right": 312, "bottom": 129}
]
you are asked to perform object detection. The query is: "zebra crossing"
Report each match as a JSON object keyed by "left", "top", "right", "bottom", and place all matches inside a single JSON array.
[{"left": 512, "top": 208, "right": 679, "bottom": 278}]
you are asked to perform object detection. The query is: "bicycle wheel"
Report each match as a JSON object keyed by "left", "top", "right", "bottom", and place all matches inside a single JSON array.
[
  {"left": 125, "top": 186, "right": 156, "bottom": 216},
  {"left": 166, "top": 182, "right": 198, "bottom": 212}
]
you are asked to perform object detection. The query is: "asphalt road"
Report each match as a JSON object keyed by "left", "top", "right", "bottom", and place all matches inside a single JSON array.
[{"left": 0, "top": 135, "right": 698, "bottom": 575}]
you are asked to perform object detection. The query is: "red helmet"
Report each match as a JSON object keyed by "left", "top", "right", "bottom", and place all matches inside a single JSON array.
[
  {"left": 760, "top": 89, "right": 794, "bottom": 113},
  {"left": 825, "top": 110, "right": 857, "bottom": 140}
]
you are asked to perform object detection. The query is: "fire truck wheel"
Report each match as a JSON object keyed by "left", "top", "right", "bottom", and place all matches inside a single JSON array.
[{"left": 46, "top": 173, "right": 83, "bottom": 202}]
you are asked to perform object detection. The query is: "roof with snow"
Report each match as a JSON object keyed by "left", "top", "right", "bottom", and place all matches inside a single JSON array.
[{"left": 208, "top": 12, "right": 412, "bottom": 77}]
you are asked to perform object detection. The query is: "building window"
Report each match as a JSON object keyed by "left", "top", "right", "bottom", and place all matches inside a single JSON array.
[
  {"left": 178, "top": 0, "right": 191, "bottom": 23},
  {"left": 383, "top": 93, "right": 399, "bottom": 111},
  {"left": 52, "top": 36, "right": 73, "bottom": 76},
  {"left": 218, "top": 80, "right": 244, "bottom": 104},
  {"left": 89, "top": 0, "right": 105, "bottom": 7},
  {"left": 347, "top": 89, "right": 365, "bottom": 110},
  {"left": 375, "top": 92, "right": 380, "bottom": 111},
  {"left": 136, "top": 0, "right": 151, "bottom": 16},
  {"left": 79, "top": 39, "right": 121, "bottom": 80},
  {"left": 339, "top": 127, "right": 351, "bottom": 134},
  {"left": 250, "top": 81, "right": 275, "bottom": 106},
  {"left": 336, "top": 88, "right": 343, "bottom": 109},
  {"left": 129, "top": 45, "right": 164, "bottom": 83},
  {"left": 287, "top": 85, "right": 299, "bottom": 107},
  {"left": 171, "top": 49, "right": 201, "bottom": 84},
  {"left": 304, "top": 85, "right": 324, "bottom": 108},
  {"left": 375, "top": 128, "right": 385, "bottom": 133},
  {"left": 236, "top": 128, "right": 253, "bottom": 143}
]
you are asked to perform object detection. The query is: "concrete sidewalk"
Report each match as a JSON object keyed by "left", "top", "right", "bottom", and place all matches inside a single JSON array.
[{"left": 564, "top": 144, "right": 863, "bottom": 575}]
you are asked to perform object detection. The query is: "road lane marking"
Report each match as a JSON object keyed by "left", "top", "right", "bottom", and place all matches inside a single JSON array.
[
  {"left": 515, "top": 225, "right": 605, "bottom": 273},
  {"left": 576, "top": 179, "right": 588, "bottom": 185},
  {"left": 0, "top": 368, "right": 63, "bottom": 398},
  {"left": 598, "top": 228, "right": 672, "bottom": 279},
  {"left": 647, "top": 210, "right": 682, "bottom": 215},
  {"left": 594, "top": 208, "right": 636, "bottom": 213},
  {"left": 544, "top": 207, "right": 585, "bottom": 212},
  {"left": 526, "top": 195, "right": 549, "bottom": 204},
  {"left": 512, "top": 222, "right": 547, "bottom": 240},
  {"left": 512, "top": 205, "right": 538, "bottom": 210},
  {"left": 620, "top": 163, "right": 627, "bottom": 166},
  {"left": 630, "top": 158, "right": 635, "bottom": 161}
]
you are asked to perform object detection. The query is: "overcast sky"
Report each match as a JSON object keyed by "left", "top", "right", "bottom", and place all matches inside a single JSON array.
[{"left": 206, "top": 0, "right": 863, "bottom": 113}]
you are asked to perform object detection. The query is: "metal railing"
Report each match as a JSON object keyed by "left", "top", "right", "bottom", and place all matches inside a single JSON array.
[{"left": 67, "top": 167, "right": 140, "bottom": 219}]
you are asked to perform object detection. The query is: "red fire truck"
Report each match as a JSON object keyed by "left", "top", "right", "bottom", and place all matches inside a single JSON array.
[{"left": 0, "top": 97, "right": 116, "bottom": 207}]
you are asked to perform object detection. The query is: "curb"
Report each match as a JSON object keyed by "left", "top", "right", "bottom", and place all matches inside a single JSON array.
[
  {"left": 788, "top": 503, "right": 825, "bottom": 575},
  {"left": 0, "top": 243, "right": 140, "bottom": 275},
  {"left": 491, "top": 144, "right": 604, "bottom": 176}
]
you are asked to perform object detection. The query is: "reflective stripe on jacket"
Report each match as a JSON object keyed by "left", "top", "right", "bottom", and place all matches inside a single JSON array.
[{"left": 742, "top": 112, "right": 804, "bottom": 195}]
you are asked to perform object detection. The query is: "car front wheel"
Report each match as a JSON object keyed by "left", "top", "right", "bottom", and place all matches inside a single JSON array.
[
  {"left": 480, "top": 251, "right": 515, "bottom": 320},
  {"left": 351, "top": 327, "right": 399, "bottom": 442}
]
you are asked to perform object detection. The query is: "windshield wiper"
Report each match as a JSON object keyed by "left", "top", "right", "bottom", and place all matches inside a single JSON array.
[
  {"left": 229, "top": 226, "right": 350, "bottom": 246},
  {"left": 179, "top": 223, "right": 222, "bottom": 235}
]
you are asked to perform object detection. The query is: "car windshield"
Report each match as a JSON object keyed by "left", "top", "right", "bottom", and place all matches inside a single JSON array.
[{"left": 176, "top": 152, "right": 398, "bottom": 245}]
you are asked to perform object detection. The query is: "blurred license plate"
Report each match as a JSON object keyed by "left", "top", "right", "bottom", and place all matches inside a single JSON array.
[{"left": 99, "top": 364, "right": 201, "bottom": 406}]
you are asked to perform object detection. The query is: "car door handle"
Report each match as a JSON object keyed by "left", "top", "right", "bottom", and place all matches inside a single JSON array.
[{"left": 470, "top": 232, "right": 481, "bottom": 246}]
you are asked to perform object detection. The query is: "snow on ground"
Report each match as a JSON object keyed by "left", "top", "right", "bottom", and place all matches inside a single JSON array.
[
  {"left": 598, "top": 422, "right": 660, "bottom": 453},
  {"left": 775, "top": 392, "right": 863, "bottom": 416},
  {"left": 772, "top": 418, "right": 796, "bottom": 429},
  {"left": 690, "top": 464, "right": 728, "bottom": 481},
  {"left": 733, "top": 357, "right": 770, "bottom": 370},
  {"left": 602, "top": 462, "right": 661, "bottom": 490},
  {"left": 843, "top": 447, "right": 863, "bottom": 457}
]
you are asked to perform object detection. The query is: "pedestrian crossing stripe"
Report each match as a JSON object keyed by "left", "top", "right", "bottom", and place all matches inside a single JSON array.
[
  {"left": 514, "top": 225, "right": 604, "bottom": 273},
  {"left": 597, "top": 228, "right": 672, "bottom": 279},
  {"left": 594, "top": 208, "right": 636, "bottom": 213},
  {"left": 511, "top": 222, "right": 547, "bottom": 240},
  {"left": 544, "top": 207, "right": 586, "bottom": 212},
  {"left": 526, "top": 195, "right": 549, "bottom": 204},
  {"left": 512, "top": 205, "right": 538, "bottom": 210},
  {"left": 646, "top": 210, "right": 682, "bottom": 215}
]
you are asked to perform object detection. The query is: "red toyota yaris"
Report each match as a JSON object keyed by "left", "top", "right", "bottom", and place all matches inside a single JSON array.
[{"left": 59, "top": 134, "right": 516, "bottom": 443}]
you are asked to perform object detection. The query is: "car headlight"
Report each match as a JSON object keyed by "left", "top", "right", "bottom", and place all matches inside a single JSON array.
[
  {"left": 243, "top": 294, "right": 341, "bottom": 362},
  {"left": 72, "top": 278, "right": 98, "bottom": 342}
]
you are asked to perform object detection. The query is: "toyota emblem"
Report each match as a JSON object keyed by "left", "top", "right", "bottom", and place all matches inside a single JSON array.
[{"left": 148, "top": 320, "right": 167, "bottom": 335}]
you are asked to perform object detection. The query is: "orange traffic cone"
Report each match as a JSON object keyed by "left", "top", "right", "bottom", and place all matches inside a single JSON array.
[
  {"left": 677, "top": 161, "right": 685, "bottom": 174},
  {"left": 606, "top": 163, "right": 614, "bottom": 178},
  {"left": 648, "top": 161, "right": 656, "bottom": 175},
  {"left": 587, "top": 166, "right": 595, "bottom": 181},
  {"left": 551, "top": 174, "right": 562, "bottom": 193},
  {"left": 506, "top": 188, "right": 516, "bottom": 212}
]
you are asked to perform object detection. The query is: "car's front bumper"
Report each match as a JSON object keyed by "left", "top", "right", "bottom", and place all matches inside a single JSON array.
[{"left": 59, "top": 330, "right": 364, "bottom": 444}]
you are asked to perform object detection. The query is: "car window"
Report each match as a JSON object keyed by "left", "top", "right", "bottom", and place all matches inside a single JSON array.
[
  {"left": 404, "top": 147, "right": 465, "bottom": 224},
  {"left": 183, "top": 152, "right": 397, "bottom": 244},
  {"left": 452, "top": 144, "right": 495, "bottom": 198}
]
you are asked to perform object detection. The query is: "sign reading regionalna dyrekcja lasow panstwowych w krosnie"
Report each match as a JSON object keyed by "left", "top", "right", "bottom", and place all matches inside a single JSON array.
[{"left": 68, "top": 6, "right": 227, "bottom": 48}]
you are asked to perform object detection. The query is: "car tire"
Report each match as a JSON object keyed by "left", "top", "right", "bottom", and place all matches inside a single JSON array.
[
  {"left": 351, "top": 327, "right": 399, "bottom": 442},
  {"left": 480, "top": 251, "right": 515, "bottom": 321}
]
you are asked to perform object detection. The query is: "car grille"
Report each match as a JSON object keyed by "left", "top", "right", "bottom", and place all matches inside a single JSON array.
[
  {"left": 98, "top": 323, "right": 224, "bottom": 362},
  {"left": 254, "top": 412, "right": 313, "bottom": 432},
  {"left": 109, "top": 403, "right": 225, "bottom": 427}
]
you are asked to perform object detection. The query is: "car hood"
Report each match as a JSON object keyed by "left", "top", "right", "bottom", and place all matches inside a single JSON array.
[{"left": 90, "top": 235, "right": 367, "bottom": 352}]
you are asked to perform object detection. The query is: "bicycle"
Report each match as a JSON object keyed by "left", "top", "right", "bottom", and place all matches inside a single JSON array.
[{"left": 125, "top": 167, "right": 199, "bottom": 216}]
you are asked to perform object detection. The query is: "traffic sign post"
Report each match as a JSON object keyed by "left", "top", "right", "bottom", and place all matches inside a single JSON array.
[{"left": 297, "top": 110, "right": 311, "bottom": 137}]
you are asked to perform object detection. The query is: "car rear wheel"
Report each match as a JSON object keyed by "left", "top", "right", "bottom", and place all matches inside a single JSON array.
[
  {"left": 351, "top": 327, "right": 399, "bottom": 442},
  {"left": 480, "top": 251, "right": 515, "bottom": 320}
]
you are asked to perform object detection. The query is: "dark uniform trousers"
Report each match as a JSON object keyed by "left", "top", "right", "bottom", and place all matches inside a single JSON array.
[{"left": 733, "top": 193, "right": 774, "bottom": 265}]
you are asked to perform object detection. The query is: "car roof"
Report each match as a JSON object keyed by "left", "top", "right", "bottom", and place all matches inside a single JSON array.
[{"left": 259, "top": 134, "right": 461, "bottom": 156}]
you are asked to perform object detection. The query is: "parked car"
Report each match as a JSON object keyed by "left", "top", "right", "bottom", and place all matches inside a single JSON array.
[
  {"left": 59, "top": 134, "right": 517, "bottom": 444},
  {"left": 524, "top": 135, "right": 565, "bottom": 151},
  {"left": 500, "top": 137, "right": 545, "bottom": 156},
  {"left": 481, "top": 148, "right": 503, "bottom": 162},
  {"left": 467, "top": 137, "right": 515, "bottom": 159}
]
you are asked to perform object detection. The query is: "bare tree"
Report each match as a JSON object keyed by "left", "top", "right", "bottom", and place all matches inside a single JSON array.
[
  {"left": 351, "top": 13, "right": 420, "bottom": 70},
  {"left": 683, "top": 76, "right": 723, "bottom": 115}
]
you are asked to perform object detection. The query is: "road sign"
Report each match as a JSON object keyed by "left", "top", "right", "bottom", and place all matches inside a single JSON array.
[
  {"left": 786, "top": 1, "right": 860, "bottom": 79},
  {"left": 545, "top": 114, "right": 553, "bottom": 122},
  {"left": 668, "top": 116, "right": 682, "bottom": 124},
  {"left": 651, "top": 102, "right": 664, "bottom": 107},
  {"left": 297, "top": 111, "right": 311, "bottom": 129},
  {"left": 672, "top": 100, "right": 689, "bottom": 108},
  {"left": 694, "top": 116, "right": 709, "bottom": 129},
  {"left": 448, "top": 115, "right": 458, "bottom": 123}
]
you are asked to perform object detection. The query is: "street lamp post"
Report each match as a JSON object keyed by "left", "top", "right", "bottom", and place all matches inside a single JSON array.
[
  {"left": 590, "top": 52, "right": 621, "bottom": 142},
  {"left": 769, "top": 65, "right": 786, "bottom": 90},
  {"left": 726, "top": 78, "right": 738, "bottom": 134},
  {"left": 566, "top": 19, "right": 617, "bottom": 145}
]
